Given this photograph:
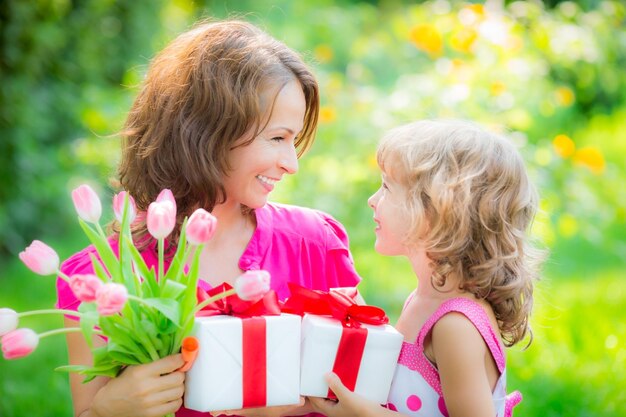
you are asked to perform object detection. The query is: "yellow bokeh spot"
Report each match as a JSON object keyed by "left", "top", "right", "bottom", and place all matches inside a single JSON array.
[
  {"left": 557, "top": 213, "right": 579, "bottom": 238},
  {"left": 534, "top": 147, "right": 552, "bottom": 166},
  {"left": 368, "top": 154, "right": 378, "bottom": 170},
  {"left": 409, "top": 23, "right": 443, "bottom": 57},
  {"left": 450, "top": 27, "right": 477, "bottom": 53},
  {"left": 490, "top": 81, "right": 506, "bottom": 96},
  {"left": 314, "top": 44, "right": 334, "bottom": 64},
  {"left": 508, "top": 109, "right": 532, "bottom": 130},
  {"left": 574, "top": 146, "right": 606, "bottom": 174},
  {"left": 555, "top": 86, "right": 575, "bottom": 107},
  {"left": 319, "top": 106, "right": 337, "bottom": 124},
  {"left": 552, "top": 134, "right": 576, "bottom": 158}
]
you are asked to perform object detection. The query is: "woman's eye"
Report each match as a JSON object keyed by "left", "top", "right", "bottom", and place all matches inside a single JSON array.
[
  {"left": 271, "top": 136, "right": 284, "bottom": 142},
  {"left": 382, "top": 182, "right": 389, "bottom": 190}
]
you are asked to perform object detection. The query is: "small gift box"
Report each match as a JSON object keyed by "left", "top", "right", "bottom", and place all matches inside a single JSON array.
[
  {"left": 283, "top": 284, "right": 403, "bottom": 405},
  {"left": 184, "top": 285, "right": 301, "bottom": 412}
]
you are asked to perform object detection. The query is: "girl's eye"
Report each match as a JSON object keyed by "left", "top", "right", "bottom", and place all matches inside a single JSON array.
[
  {"left": 382, "top": 182, "right": 389, "bottom": 190},
  {"left": 271, "top": 136, "right": 284, "bottom": 142}
]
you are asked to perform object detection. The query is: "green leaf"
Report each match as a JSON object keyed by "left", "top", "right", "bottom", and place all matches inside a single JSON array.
[
  {"left": 98, "top": 317, "right": 151, "bottom": 362},
  {"left": 161, "top": 280, "right": 186, "bottom": 300},
  {"left": 55, "top": 364, "right": 90, "bottom": 373},
  {"left": 89, "top": 253, "right": 111, "bottom": 282},
  {"left": 77, "top": 307, "right": 99, "bottom": 349},
  {"left": 108, "top": 350, "right": 143, "bottom": 365},
  {"left": 79, "top": 218, "right": 119, "bottom": 278},
  {"left": 125, "top": 235, "right": 159, "bottom": 296},
  {"left": 163, "top": 218, "right": 188, "bottom": 285},
  {"left": 140, "top": 298, "right": 181, "bottom": 326}
]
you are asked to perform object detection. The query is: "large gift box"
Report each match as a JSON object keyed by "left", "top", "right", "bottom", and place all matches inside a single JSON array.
[
  {"left": 184, "top": 286, "right": 301, "bottom": 412},
  {"left": 283, "top": 284, "right": 403, "bottom": 404}
]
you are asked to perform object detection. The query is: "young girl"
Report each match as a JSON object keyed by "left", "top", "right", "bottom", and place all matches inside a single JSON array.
[
  {"left": 311, "top": 120, "right": 543, "bottom": 417},
  {"left": 57, "top": 19, "right": 360, "bottom": 417}
]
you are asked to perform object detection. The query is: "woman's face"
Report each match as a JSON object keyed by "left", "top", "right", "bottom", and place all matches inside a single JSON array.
[
  {"left": 223, "top": 79, "right": 306, "bottom": 209},
  {"left": 367, "top": 171, "right": 409, "bottom": 256}
]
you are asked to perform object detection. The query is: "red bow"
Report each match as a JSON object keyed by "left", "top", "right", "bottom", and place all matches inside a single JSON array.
[
  {"left": 195, "top": 283, "right": 281, "bottom": 318},
  {"left": 282, "top": 283, "right": 389, "bottom": 327}
]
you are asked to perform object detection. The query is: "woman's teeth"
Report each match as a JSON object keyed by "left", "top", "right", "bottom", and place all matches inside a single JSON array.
[{"left": 257, "top": 175, "right": 277, "bottom": 185}]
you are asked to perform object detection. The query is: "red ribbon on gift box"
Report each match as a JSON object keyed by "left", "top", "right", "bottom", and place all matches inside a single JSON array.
[
  {"left": 196, "top": 283, "right": 281, "bottom": 408},
  {"left": 282, "top": 283, "right": 389, "bottom": 399}
]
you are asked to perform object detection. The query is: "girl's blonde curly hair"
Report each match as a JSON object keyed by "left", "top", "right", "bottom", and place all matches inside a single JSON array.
[{"left": 378, "top": 120, "right": 544, "bottom": 347}]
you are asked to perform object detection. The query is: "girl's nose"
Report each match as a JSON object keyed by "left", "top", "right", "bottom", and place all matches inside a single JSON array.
[{"left": 367, "top": 193, "right": 376, "bottom": 209}]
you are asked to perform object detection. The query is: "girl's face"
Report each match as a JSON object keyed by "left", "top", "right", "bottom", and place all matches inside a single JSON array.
[
  {"left": 223, "top": 79, "right": 305, "bottom": 209},
  {"left": 367, "top": 170, "right": 409, "bottom": 256}
]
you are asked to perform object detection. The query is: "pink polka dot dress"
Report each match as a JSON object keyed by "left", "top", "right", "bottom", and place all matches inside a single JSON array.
[{"left": 386, "top": 297, "right": 522, "bottom": 417}]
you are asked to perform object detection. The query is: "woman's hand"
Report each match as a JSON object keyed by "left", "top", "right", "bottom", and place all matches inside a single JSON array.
[
  {"left": 309, "top": 373, "right": 396, "bottom": 417},
  {"left": 88, "top": 354, "right": 186, "bottom": 417}
]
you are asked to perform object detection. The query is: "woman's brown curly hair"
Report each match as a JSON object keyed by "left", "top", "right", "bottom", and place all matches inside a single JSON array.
[
  {"left": 112, "top": 19, "right": 319, "bottom": 250},
  {"left": 378, "top": 120, "right": 544, "bottom": 347}
]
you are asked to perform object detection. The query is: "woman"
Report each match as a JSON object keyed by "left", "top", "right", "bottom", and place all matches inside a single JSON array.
[{"left": 57, "top": 19, "right": 360, "bottom": 417}]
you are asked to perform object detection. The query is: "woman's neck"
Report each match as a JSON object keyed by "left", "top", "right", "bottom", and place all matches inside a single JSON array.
[{"left": 206, "top": 202, "right": 254, "bottom": 245}]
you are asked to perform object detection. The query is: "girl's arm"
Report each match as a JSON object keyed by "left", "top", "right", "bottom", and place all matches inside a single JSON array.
[
  {"left": 309, "top": 373, "right": 408, "bottom": 417},
  {"left": 64, "top": 317, "right": 186, "bottom": 417},
  {"left": 431, "top": 313, "right": 497, "bottom": 417}
]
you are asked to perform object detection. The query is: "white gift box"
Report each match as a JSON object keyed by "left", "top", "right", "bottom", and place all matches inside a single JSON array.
[
  {"left": 184, "top": 314, "right": 301, "bottom": 412},
  {"left": 299, "top": 314, "right": 403, "bottom": 404}
]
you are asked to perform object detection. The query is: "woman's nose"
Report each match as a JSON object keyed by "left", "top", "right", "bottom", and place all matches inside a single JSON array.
[{"left": 280, "top": 145, "right": 299, "bottom": 174}]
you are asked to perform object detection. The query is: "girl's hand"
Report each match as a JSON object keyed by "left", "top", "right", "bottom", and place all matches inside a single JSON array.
[
  {"left": 89, "top": 354, "right": 186, "bottom": 417},
  {"left": 216, "top": 396, "right": 309, "bottom": 417},
  {"left": 309, "top": 373, "right": 386, "bottom": 417}
]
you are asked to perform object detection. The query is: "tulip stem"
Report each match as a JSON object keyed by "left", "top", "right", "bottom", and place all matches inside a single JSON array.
[
  {"left": 158, "top": 238, "right": 165, "bottom": 285},
  {"left": 184, "top": 289, "right": 237, "bottom": 329},
  {"left": 95, "top": 222, "right": 108, "bottom": 241},
  {"left": 38, "top": 327, "right": 103, "bottom": 339},
  {"left": 18, "top": 309, "right": 82, "bottom": 319},
  {"left": 56, "top": 270, "right": 72, "bottom": 283}
]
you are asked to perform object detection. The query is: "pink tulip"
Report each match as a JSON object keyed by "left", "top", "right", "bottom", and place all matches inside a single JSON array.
[
  {"left": 147, "top": 201, "right": 176, "bottom": 240},
  {"left": 1, "top": 328, "right": 39, "bottom": 359},
  {"left": 19, "top": 240, "right": 60, "bottom": 276},
  {"left": 186, "top": 209, "right": 218, "bottom": 245},
  {"left": 235, "top": 270, "right": 271, "bottom": 302},
  {"left": 95, "top": 283, "right": 128, "bottom": 316},
  {"left": 0, "top": 308, "right": 18, "bottom": 337},
  {"left": 71, "top": 184, "right": 102, "bottom": 223},
  {"left": 156, "top": 189, "right": 177, "bottom": 212},
  {"left": 69, "top": 274, "right": 103, "bottom": 303},
  {"left": 112, "top": 191, "right": 137, "bottom": 224}
]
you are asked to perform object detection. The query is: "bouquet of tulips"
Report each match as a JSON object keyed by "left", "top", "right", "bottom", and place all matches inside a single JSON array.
[{"left": 0, "top": 184, "right": 270, "bottom": 386}]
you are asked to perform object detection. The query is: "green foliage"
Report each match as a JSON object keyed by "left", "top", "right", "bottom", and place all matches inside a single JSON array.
[
  {"left": 0, "top": 0, "right": 163, "bottom": 255},
  {"left": 1, "top": 0, "right": 625, "bottom": 416}
]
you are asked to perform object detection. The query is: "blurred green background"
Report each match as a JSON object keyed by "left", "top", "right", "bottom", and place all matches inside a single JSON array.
[{"left": 1, "top": 0, "right": 625, "bottom": 415}]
